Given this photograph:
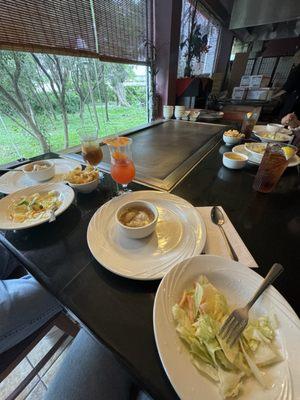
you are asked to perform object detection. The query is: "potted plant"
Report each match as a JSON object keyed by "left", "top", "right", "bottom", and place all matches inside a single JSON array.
[
  {"left": 176, "top": 0, "right": 212, "bottom": 107},
  {"left": 180, "top": 0, "right": 211, "bottom": 78}
]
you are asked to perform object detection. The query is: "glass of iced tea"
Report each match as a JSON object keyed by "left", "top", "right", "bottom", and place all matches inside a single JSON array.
[
  {"left": 104, "top": 136, "right": 135, "bottom": 195},
  {"left": 241, "top": 111, "right": 259, "bottom": 139},
  {"left": 253, "top": 144, "right": 289, "bottom": 193},
  {"left": 78, "top": 128, "right": 103, "bottom": 169}
]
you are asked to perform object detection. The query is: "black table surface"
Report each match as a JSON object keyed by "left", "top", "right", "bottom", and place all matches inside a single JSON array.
[{"left": 1, "top": 141, "right": 300, "bottom": 399}]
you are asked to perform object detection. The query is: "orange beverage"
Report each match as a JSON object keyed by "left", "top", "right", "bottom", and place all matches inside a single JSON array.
[
  {"left": 104, "top": 137, "right": 135, "bottom": 195},
  {"left": 111, "top": 157, "right": 135, "bottom": 184}
]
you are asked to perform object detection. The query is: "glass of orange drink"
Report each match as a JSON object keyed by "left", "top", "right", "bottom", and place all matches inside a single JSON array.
[{"left": 104, "top": 136, "right": 135, "bottom": 195}]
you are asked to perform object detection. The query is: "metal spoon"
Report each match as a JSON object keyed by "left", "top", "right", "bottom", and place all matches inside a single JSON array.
[{"left": 211, "top": 206, "right": 239, "bottom": 261}]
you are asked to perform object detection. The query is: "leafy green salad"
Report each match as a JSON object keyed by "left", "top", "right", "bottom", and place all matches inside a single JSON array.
[{"left": 172, "top": 275, "right": 282, "bottom": 398}]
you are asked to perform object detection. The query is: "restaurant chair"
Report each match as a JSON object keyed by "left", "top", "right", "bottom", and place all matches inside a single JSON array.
[{"left": 0, "top": 312, "right": 79, "bottom": 400}]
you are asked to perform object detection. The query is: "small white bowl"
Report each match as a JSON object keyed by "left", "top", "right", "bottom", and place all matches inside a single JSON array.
[
  {"left": 222, "top": 152, "right": 248, "bottom": 169},
  {"left": 68, "top": 177, "right": 99, "bottom": 193},
  {"left": 222, "top": 134, "right": 243, "bottom": 146},
  {"left": 175, "top": 112, "right": 184, "bottom": 120},
  {"left": 116, "top": 200, "right": 158, "bottom": 239},
  {"left": 23, "top": 160, "right": 55, "bottom": 182}
]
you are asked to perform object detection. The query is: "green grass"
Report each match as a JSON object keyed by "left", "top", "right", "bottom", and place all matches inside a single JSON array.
[{"left": 0, "top": 104, "right": 148, "bottom": 164}]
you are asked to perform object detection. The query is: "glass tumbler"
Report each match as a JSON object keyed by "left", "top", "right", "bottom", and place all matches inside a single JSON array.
[
  {"left": 78, "top": 128, "right": 103, "bottom": 168},
  {"left": 253, "top": 144, "right": 289, "bottom": 193},
  {"left": 241, "top": 111, "right": 259, "bottom": 139}
]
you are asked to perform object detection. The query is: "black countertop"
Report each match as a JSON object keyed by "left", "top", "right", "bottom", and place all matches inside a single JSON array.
[{"left": 1, "top": 139, "right": 300, "bottom": 399}]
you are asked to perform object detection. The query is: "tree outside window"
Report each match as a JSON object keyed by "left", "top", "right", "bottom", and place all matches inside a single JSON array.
[{"left": 0, "top": 51, "right": 148, "bottom": 165}]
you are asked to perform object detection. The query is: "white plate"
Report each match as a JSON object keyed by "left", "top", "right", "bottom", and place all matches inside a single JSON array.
[
  {"left": 253, "top": 125, "right": 291, "bottom": 135},
  {"left": 154, "top": 255, "right": 300, "bottom": 400},
  {"left": 254, "top": 132, "right": 291, "bottom": 143},
  {"left": 0, "top": 158, "right": 81, "bottom": 194},
  {"left": 0, "top": 183, "right": 74, "bottom": 230},
  {"left": 87, "top": 191, "right": 206, "bottom": 280},
  {"left": 232, "top": 144, "right": 300, "bottom": 168}
]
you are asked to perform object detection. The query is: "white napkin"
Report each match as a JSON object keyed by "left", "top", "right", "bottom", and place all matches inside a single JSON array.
[{"left": 197, "top": 206, "right": 258, "bottom": 268}]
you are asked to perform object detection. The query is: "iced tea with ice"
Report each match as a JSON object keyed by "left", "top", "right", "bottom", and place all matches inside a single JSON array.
[{"left": 253, "top": 144, "right": 289, "bottom": 193}]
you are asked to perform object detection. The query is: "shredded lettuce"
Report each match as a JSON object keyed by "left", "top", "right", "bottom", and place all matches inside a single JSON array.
[
  {"left": 192, "top": 357, "right": 219, "bottom": 381},
  {"left": 218, "top": 368, "right": 244, "bottom": 398},
  {"left": 172, "top": 275, "right": 282, "bottom": 399},
  {"left": 194, "top": 282, "right": 203, "bottom": 315},
  {"left": 240, "top": 339, "right": 270, "bottom": 389}
]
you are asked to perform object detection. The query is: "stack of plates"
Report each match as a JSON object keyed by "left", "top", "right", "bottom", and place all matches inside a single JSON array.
[
  {"left": 163, "top": 105, "right": 174, "bottom": 120},
  {"left": 175, "top": 105, "right": 186, "bottom": 120}
]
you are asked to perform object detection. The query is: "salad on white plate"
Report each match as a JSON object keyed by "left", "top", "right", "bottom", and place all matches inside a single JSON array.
[{"left": 173, "top": 275, "right": 283, "bottom": 399}]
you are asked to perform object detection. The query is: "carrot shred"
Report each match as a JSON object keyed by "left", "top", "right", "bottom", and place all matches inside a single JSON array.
[{"left": 179, "top": 290, "right": 187, "bottom": 307}]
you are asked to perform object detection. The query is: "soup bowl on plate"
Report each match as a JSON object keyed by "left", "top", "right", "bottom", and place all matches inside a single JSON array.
[
  {"left": 116, "top": 200, "right": 158, "bottom": 239},
  {"left": 23, "top": 160, "right": 55, "bottom": 182}
]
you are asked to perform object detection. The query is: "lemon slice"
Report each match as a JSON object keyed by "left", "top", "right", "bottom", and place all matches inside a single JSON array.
[{"left": 282, "top": 146, "right": 295, "bottom": 160}]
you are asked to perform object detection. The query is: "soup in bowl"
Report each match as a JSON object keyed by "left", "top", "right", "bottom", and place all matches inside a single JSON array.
[{"left": 116, "top": 200, "right": 158, "bottom": 239}]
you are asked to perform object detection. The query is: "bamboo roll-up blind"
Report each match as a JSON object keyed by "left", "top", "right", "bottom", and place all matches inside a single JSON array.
[{"left": 0, "top": 0, "right": 152, "bottom": 64}]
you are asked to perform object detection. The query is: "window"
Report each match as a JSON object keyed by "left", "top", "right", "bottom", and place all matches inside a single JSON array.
[
  {"left": 178, "top": 0, "right": 221, "bottom": 77},
  {"left": 0, "top": 52, "right": 148, "bottom": 165},
  {"left": 258, "top": 57, "right": 277, "bottom": 76},
  {"left": 272, "top": 56, "right": 294, "bottom": 88},
  {"left": 244, "top": 59, "right": 255, "bottom": 75},
  {"left": 0, "top": 0, "right": 152, "bottom": 165},
  {"left": 229, "top": 38, "right": 249, "bottom": 61}
]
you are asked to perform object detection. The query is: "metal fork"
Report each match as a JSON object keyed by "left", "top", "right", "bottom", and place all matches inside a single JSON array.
[{"left": 219, "top": 263, "right": 284, "bottom": 346}]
